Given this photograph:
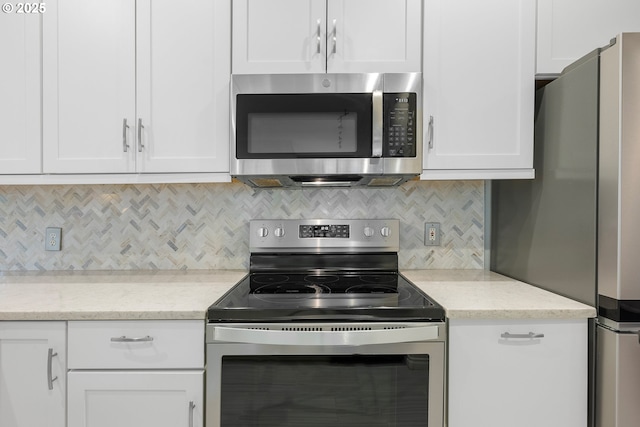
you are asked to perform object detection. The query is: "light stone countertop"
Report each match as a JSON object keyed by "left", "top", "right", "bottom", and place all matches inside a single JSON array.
[
  {"left": 0, "top": 270, "right": 247, "bottom": 321},
  {"left": 403, "top": 270, "right": 597, "bottom": 319},
  {"left": 0, "top": 269, "right": 596, "bottom": 321}
]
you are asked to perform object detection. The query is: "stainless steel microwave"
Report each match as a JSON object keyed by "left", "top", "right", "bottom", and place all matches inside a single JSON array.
[{"left": 230, "top": 73, "right": 422, "bottom": 188}]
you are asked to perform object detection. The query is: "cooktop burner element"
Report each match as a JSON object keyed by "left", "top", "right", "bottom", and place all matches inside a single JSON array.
[
  {"left": 253, "top": 282, "right": 331, "bottom": 294},
  {"left": 207, "top": 219, "right": 444, "bottom": 323},
  {"left": 248, "top": 273, "right": 399, "bottom": 294}
]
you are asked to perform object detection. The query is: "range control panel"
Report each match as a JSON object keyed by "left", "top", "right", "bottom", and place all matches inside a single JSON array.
[
  {"left": 383, "top": 92, "right": 416, "bottom": 158},
  {"left": 250, "top": 219, "right": 399, "bottom": 253},
  {"left": 299, "top": 224, "right": 350, "bottom": 238}
]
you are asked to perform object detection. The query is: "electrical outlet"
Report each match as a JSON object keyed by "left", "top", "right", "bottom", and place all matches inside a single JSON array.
[
  {"left": 45, "top": 227, "right": 62, "bottom": 251},
  {"left": 424, "top": 223, "right": 440, "bottom": 246}
]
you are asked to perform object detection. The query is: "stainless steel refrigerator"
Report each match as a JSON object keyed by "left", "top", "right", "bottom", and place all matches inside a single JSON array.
[{"left": 491, "top": 32, "right": 640, "bottom": 427}]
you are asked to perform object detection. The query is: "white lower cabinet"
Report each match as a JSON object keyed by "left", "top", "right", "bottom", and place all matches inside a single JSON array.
[
  {"left": 67, "top": 320, "right": 205, "bottom": 427},
  {"left": 0, "top": 322, "right": 66, "bottom": 427},
  {"left": 448, "top": 318, "right": 588, "bottom": 427},
  {"left": 68, "top": 371, "right": 203, "bottom": 427}
]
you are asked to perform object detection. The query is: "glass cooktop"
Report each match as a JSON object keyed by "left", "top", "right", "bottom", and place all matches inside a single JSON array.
[{"left": 207, "top": 272, "right": 444, "bottom": 323}]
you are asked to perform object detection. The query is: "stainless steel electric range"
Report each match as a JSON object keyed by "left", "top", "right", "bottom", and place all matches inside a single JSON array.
[{"left": 205, "top": 219, "right": 446, "bottom": 427}]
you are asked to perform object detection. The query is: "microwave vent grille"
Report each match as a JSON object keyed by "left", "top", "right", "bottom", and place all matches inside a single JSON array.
[
  {"left": 368, "top": 176, "right": 406, "bottom": 187},
  {"left": 247, "top": 178, "right": 284, "bottom": 188}
]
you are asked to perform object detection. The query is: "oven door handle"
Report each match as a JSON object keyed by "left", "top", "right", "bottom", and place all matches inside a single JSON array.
[{"left": 212, "top": 325, "right": 440, "bottom": 346}]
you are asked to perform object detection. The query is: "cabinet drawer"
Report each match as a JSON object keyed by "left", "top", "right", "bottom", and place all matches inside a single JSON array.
[{"left": 68, "top": 320, "right": 204, "bottom": 369}]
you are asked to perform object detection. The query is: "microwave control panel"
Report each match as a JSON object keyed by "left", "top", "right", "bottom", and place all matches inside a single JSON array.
[{"left": 383, "top": 92, "right": 416, "bottom": 157}]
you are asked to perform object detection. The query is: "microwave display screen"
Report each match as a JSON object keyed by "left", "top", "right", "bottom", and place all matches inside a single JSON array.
[
  {"left": 248, "top": 112, "right": 357, "bottom": 154},
  {"left": 383, "top": 92, "right": 416, "bottom": 157},
  {"left": 236, "top": 93, "right": 373, "bottom": 159}
]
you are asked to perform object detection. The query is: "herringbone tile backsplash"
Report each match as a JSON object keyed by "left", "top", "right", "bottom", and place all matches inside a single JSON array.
[{"left": 0, "top": 180, "right": 484, "bottom": 271}]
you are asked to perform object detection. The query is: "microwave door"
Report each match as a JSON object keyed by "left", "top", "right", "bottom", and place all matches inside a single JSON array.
[{"left": 235, "top": 93, "right": 374, "bottom": 160}]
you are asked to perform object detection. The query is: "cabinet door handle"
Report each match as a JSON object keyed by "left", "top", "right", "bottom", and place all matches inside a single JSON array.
[
  {"left": 122, "top": 118, "right": 130, "bottom": 152},
  {"left": 500, "top": 332, "right": 545, "bottom": 339},
  {"left": 137, "top": 118, "right": 145, "bottom": 152},
  {"left": 331, "top": 19, "right": 337, "bottom": 54},
  {"left": 316, "top": 19, "right": 322, "bottom": 54},
  {"left": 47, "top": 348, "right": 58, "bottom": 390},
  {"left": 188, "top": 401, "right": 196, "bottom": 427},
  {"left": 110, "top": 335, "right": 154, "bottom": 343},
  {"left": 427, "top": 115, "right": 434, "bottom": 149}
]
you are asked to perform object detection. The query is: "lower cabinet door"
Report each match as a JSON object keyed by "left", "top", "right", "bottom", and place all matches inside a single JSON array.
[
  {"left": 448, "top": 318, "right": 588, "bottom": 427},
  {"left": 0, "top": 322, "right": 66, "bottom": 427},
  {"left": 68, "top": 370, "right": 203, "bottom": 427}
]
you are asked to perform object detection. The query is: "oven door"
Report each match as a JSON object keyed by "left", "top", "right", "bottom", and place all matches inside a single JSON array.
[{"left": 205, "top": 322, "right": 445, "bottom": 427}]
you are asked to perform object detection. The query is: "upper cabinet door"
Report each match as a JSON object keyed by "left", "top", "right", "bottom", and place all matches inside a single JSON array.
[
  {"left": 327, "top": 0, "right": 421, "bottom": 73},
  {"left": 43, "top": 0, "right": 136, "bottom": 173},
  {"left": 232, "top": 0, "right": 327, "bottom": 74},
  {"left": 0, "top": 13, "right": 41, "bottom": 174},
  {"left": 136, "top": 0, "right": 230, "bottom": 173},
  {"left": 232, "top": 0, "right": 421, "bottom": 74},
  {"left": 422, "top": 0, "right": 535, "bottom": 177},
  {"left": 537, "top": 0, "right": 640, "bottom": 77}
]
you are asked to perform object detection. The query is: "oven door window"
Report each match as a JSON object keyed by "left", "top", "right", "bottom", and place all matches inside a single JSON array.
[
  {"left": 220, "top": 354, "right": 429, "bottom": 426},
  {"left": 235, "top": 94, "right": 372, "bottom": 158}
]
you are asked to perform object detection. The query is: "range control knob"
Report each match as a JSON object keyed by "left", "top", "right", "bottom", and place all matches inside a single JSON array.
[
  {"left": 257, "top": 227, "right": 269, "bottom": 238},
  {"left": 363, "top": 226, "right": 375, "bottom": 237},
  {"left": 274, "top": 227, "right": 285, "bottom": 237},
  {"left": 380, "top": 226, "right": 391, "bottom": 237}
]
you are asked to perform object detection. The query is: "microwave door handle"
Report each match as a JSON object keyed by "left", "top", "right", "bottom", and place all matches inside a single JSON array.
[
  {"left": 372, "top": 89, "right": 383, "bottom": 157},
  {"left": 213, "top": 325, "right": 439, "bottom": 346}
]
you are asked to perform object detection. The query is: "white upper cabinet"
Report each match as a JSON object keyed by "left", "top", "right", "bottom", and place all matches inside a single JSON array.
[
  {"left": 232, "top": 0, "right": 421, "bottom": 74},
  {"left": 0, "top": 13, "right": 41, "bottom": 174},
  {"left": 422, "top": 0, "right": 535, "bottom": 179},
  {"left": 232, "top": 0, "right": 326, "bottom": 74},
  {"left": 537, "top": 0, "right": 640, "bottom": 77},
  {"left": 43, "top": 0, "right": 230, "bottom": 175},
  {"left": 43, "top": 0, "right": 135, "bottom": 174},
  {"left": 326, "top": 0, "right": 422, "bottom": 73},
  {"left": 136, "top": 0, "right": 230, "bottom": 173}
]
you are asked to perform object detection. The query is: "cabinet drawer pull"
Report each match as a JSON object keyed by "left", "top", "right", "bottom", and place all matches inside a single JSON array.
[
  {"left": 110, "top": 335, "right": 154, "bottom": 343},
  {"left": 189, "top": 401, "right": 196, "bottom": 427},
  {"left": 122, "top": 118, "right": 130, "bottom": 152},
  {"left": 500, "top": 332, "right": 544, "bottom": 339},
  {"left": 47, "top": 348, "right": 58, "bottom": 390}
]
